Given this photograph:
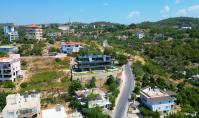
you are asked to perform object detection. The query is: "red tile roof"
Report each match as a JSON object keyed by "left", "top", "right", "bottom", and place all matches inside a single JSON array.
[{"left": 26, "top": 24, "right": 42, "bottom": 28}]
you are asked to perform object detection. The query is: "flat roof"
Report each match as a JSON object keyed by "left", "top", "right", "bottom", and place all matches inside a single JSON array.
[
  {"left": 42, "top": 106, "right": 67, "bottom": 118},
  {"left": 77, "top": 55, "right": 111, "bottom": 59},
  {"left": 4, "top": 93, "right": 40, "bottom": 111},
  {"left": 0, "top": 45, "right": 17, "bottom": 49},
  {"left": 0, "top": 54, "right": 20, "bottom": 63},
  {"left": 141, "top": 87, "right": 175, "bottom": 102},
  {"left": 142, "top": 88, "right": 167, "bottom": 98}
]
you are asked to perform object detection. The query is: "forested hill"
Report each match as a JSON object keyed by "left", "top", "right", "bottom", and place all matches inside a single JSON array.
[{"left": 136, "top": 17, "right": 199, "bottom": 28}]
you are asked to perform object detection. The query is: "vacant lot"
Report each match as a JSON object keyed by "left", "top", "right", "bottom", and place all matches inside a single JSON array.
[
  {"left": 18, "top": 56, "right": 71, "bottom": 93},
  {"left": 20, "top": 71, "right": 71, "bottom": 92}
]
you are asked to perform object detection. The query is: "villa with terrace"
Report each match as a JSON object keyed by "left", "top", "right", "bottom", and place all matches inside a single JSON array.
[{"left": 140, "top": 86, "right": 176, "bottom": 114}]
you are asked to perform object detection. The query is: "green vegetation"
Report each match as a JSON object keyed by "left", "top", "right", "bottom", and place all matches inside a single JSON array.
[
  {"left": 2, "top": 81, "right": 15, "bottom": 88},
  {"left": 105, "top": 75, "right": 120, "bottom": 109},
  {"left": 116, "top": 54, "right": 128, "bottom": 66},
  {"left": 136, "top": 17, "right": 199, "bottom": 28},
  {"left": 0, "top": 92, "right": 7, "bottom": 111},
  {"left": 67, "top": 80, "right": 110, "bottom": 117},
  {"left": 68, "top": 80, "right": 82, "bottom": 96},
  {"left": 18, "top": 41, "right": 46, "bottom": 56},
  {"left": 79, "top": 45, "right": 102, "bottom": 55},
  {"left": 1, "top": 17, "right": 199, "bottom": 116},
  {"left": 139, "top": 107, "right": 160, "bottom": 118},
  {"left": 84, "top": 107, "right": 111, "bottom": 118},
  {"left": 54, "top": 58, "right": 70, "bottom": 69},
  {"left": 20, "top": 71, "right": 70, "bottom": 92},
  {"left": 49, "top": 47, "right": 59, "bottom": 52},
  {"left": 0, "top": 80, "right": 15, "bottom": 88},
  {"left": 165, "top": 113, "right": 199, "bottom": 118},
  {"left": 85, "top": 93, "right": 100, "bottom": 101},
  {"left": 144, "top": 40, "right": 199, "bottom": 76},
  {"left": 86, "top": 77, "right": 96, "bottom": 88},
  {"left": 0, "top": 52, "right": 6, "bottom": 57}
]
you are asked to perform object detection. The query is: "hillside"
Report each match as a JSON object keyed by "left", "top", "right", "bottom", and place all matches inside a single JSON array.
[{"left": 137, "top": 17, "right": 199, "bottom": 28}]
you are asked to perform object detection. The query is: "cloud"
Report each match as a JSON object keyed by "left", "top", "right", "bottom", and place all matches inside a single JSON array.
[
  {"left": 175, "top": 0, "right": 181, "bottom": 4},
  {"left": 188, "top": 4, "right": 199, "bottom": 11},
  {"left": 175, "top": 4, "right": 199, "bottom": 17},
  {"left": 175, "top": 9, "right": 187, "bottom": 16},
  {"left": 128, "top": 11, "right": 140, "bottom": 19},
  {"left": 161, "top": 5, "right": 170, "bottom": 13}
]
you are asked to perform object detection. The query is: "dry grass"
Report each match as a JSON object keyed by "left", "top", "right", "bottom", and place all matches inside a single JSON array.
[{"left": 133, "top": 55, "right": 146, "bottom": 65}]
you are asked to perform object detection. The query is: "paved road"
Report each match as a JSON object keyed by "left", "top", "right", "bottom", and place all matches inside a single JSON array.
[{"left": 113, "top": 64, "right": 135, "bottom": 118}]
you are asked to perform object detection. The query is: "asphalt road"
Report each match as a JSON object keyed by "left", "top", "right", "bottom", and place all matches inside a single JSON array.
[{"left": 113, "top": 64, "right": 135, "bottom": 118}]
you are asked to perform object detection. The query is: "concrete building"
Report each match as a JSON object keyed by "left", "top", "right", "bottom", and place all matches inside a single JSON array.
[
  {"left": 190, "top": 74, "right": 199, "bottom": 83},
  {"left": 25, "top": 24, "right": 43, "bottom": 40},
  {"left": 4, "top": 25, "right": 15, "bottom": 34},
  {"left": 88, "top": 89, "right": 111, "bottom": 108},
  {"left": 68, "top": 111, "right": 83, "bottom": 118},
  {"left": 103, "top": 40, "right": 110, "bottom": 48},
  {"left": 116, "top": 35, "right": 129, "bottom": 40},
  {"left": 136, "top": 31, "right": 145, "bottom": 39},
  {"left": 181, "top": 26, "right": 192, "bottom": 30},
  {"left": 42, "top": 105, "right": 83, "bottom": 118},
  {"left": 73, "top": 55, "right": 114, "bottom": 72},
  {"left": 75, "top": 88, "right": 111, "bottom": 109},
  {"left": 47, "top": 32, "right": 62, "bottom": 39},
  {"left": 0, "top": 54, "right": 21, "bottom": 82},
  {"left": 0, "top": 46, "right": 18, "bottom": 54},
  {"left": 2, "top": 92, "right": 41, "bottom": 118},
  {"left": 140, "top": 87, "right": 176, "bottom": 114},
  {"left": 3, "top": 25, "right": 19, "bottom": 42},
  {"left": 60, "top": 42, "right": 82, "bottom": 54},
  {"left": 42, "top": 105, "right": 67, "bottom": 118}
]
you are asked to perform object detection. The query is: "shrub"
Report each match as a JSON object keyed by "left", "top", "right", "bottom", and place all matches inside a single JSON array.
[
  {"left": 2, "top": 81, "right": 15, "bottom": 88},
  {"left": 0, "top": 92, "right": 7, "bottom": 111},
  {"left": 20, "top": 82, "right": 28, "bottom": 88}
]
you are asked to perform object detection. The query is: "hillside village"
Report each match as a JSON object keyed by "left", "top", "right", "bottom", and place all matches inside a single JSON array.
[{"left": 0, "top": 17, "right": 199, "bottom": 118}]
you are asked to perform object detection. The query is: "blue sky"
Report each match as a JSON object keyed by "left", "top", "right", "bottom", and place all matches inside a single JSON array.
[{"left": 0, "top": 0, "right": 199, "bottom": 24}]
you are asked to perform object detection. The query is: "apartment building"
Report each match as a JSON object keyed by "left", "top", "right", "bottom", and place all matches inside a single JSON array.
[
  {"left": 73, "top": 55, "right": 114, "bottom": 72},
  {"left": 0, "top": 54, "right": 21, "bottom": 82},
  {"left": 25, "top": 24, "right": 43, "bottom": 40},
  {"left": 60, "top": 42, "right": 82, "bottom": 54},
  {"left": 140, "top": 86, "right": 176, "bottom": 114},
  {"left": 3, "top": 25, "right": 19, "bottom": 42},
  {"left": 2, "top": 92, "right": 41, "bottom": 118}
]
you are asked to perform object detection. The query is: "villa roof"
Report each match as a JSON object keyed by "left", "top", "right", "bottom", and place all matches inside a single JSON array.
[
  {"left": 26, "top": 24, "right": 42, "bottom": 28},
  {"left": 0, "top": 54, "right": 20, "bottom": 63},
  {"left": 141, "top": 86, "right": 176, "bottom": 102},
  {"left": 77, "top": 55, "right": 111, "bottom": 59}
]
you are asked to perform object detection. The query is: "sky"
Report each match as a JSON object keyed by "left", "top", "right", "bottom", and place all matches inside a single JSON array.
[{"left": 0, "top": 0, "right": 199, "bottom": 25}]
